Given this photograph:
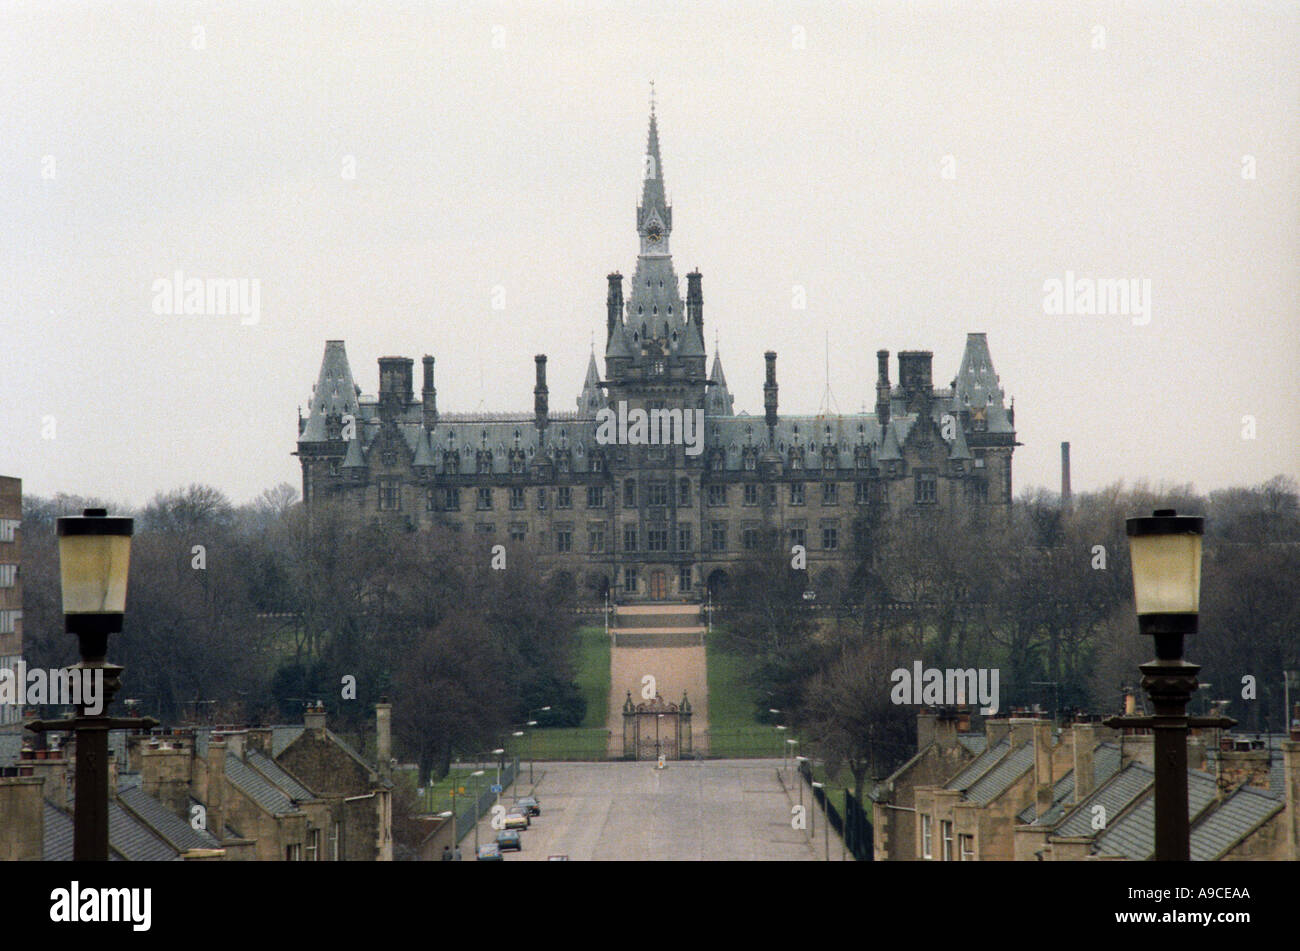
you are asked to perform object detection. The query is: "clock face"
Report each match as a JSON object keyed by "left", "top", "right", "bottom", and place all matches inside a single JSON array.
[{"left": 646, "top": 224, "right": 663, "bottom": 243}]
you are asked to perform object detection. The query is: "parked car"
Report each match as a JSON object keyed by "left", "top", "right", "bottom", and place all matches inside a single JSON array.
[
  {"left": 517, "top": 796, "right": 541, "bottom": 816},
  {"left": 547, "top": 854, "right": 570, "bottom": 861},
  {"left": 504, "top": 807, "right": 529, "bottom": 831},
  {"left": 476, "top": 843, "right": 502, "bottom": 861},
  {"left": 497, "top": 829, "right": 522, "bottom": 852}
]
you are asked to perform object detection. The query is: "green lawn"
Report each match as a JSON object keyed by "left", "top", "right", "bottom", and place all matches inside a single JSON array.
[
  {"left": 573, "top": 624, "right": 610, "bottom": 729},
  {"left": 413, "top": 767, "right": 495, "bottom": 815},
  {"left": 703, "top": 633, "right": 782, "bottom": 757}
]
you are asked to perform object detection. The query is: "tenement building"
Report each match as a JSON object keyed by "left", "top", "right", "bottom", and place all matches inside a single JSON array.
[{"left": 294, "top": 103, "right": 1017, "bottom": 604}]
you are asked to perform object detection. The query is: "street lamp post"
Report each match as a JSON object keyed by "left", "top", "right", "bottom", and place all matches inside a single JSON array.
[
  {"left": 526, "top": 707, "right": 550, "bottom": 783},
  {"left": 775, "top": 724, "right": 787, "bottom": 764},
  {"left": 795, "top": 755, "right": 809, "bottom": 837},
  {"left": 27, "top": 509, "right": 157, "bottom": 861},
  {"left": 1102, "top": 509, "right": 1235, "bottom": 861},
  {"left": 510, "top": 732, "right": 525, "bottom": 801}
]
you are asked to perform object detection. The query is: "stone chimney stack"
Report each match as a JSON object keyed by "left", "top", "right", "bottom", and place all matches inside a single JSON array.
[
  {"left": 875, "top": 349, "right": 891, "bottom": 427},
  {"left": 916, "top": 710, "right": 937, "bottom": 752},
  {"left": 304, "top": 701, "right": 327, "bottom": 736},
  {"left": 534, "top": 355, "right": 549, "bottom": 433},
  {"left": 1032, "top": 718, "right": 1054, "bottom": 815},
  {"left": 206, "top": 738, "right": 226, "bottom": 843},
  {"left": 422, "top": 355, "right": 438, "bottom": 430},
  {"left": 686, "top": 270, "right": 703, "bottom": 334},
  {"left": 376, "top": 698, "right": 393, "bottom": 782},
  {"left": 1072, "top": 723, "right": 1096, "bottom": 804},
  {"left": 897, "top": 350, "right": 933, "bottom": 414},
  {"left": 141, "top": 738, "right": 193, "bottom": 818},
  {"left": 606, "top": 272, "right": 623, "bottom": 340},
  {"left": 763, "top": 351, "right": 778, "bottom": 431},
  {"left": 0, "top": 776, "right": 45, "bottom": 860},
  {"left": 1283, "top": 735, "right": 1300, "bottom": 861},
  {"left": 377, "top": 356, "right": 414, "bottom": 423}
]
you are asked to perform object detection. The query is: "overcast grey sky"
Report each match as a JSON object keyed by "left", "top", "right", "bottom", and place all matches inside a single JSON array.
[{"left": 2, "top": 1, "right": 1297, "bottom": 506}]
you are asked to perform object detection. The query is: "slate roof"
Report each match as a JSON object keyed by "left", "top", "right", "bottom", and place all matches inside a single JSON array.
[
  {"left": 956, "top": 734, "right": 988, "bottom": 756},
  {"left": 1054, "top": 762, "right": 1154, "bottom": 839},
  {"left": 1093, "top": 770, "right": 1219, "bottom": 860},
  {"left": 119, "top": 785, "right": 221, "bottom": 852},
  {"left": 224, "top": 751, "right": 300, "bottom": 815},
  {"left": 1018, "top": 743, "right": 1122, "bottom": 826},
  {"left": 946, "top": 738, "right": 1011, "bottom": 791},
  {"left": 301, "top": 340, "right": 361, "bottom": 442},
  {"left": 966, "top": 742, "right": 1036, "bottom": 806},
  {"left": 1190, "top": 786, "right": 1284, "bottom": 861},
  {"left": 247, "top": 748, "right": 315, "bottom": 802},
  {"left": 48, "top": 798, "right": 179, "bottom": 861}
]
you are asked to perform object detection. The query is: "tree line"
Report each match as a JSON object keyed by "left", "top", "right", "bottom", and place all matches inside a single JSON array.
[
  {"left": 20, "top": 484, "right": 585, "bottom": 783},
  {"left": 716, "top": 476, "right": 1300, "bottom": 802}
]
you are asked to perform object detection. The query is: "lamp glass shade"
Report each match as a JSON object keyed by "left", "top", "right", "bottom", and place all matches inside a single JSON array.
[
  {"left": 1128, "top": 532, "right": 1201, "bottom": 615},
  {"left": 58, "top": 533, "right": 132, "bottom": 615}
]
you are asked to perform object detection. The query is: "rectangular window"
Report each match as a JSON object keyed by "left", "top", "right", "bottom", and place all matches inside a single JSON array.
[
  {"left": 476, "top": 487, "right": 492, "bottom": 510},
  {"left": 707, "top": 484, "right": 727, "bottom": 506},
  {"left": 587, "top": 486, "right": 605, "bottom": 509},
  {"left": 790, "top": 483, "right": 805, "bottom": 505},
  {"left": 766, "top": 485, "right": 777, "bottom": 505},
  {"left": 624, "top": 479, "right": 637, "bottom": 508},
  {"left": 474, "top": 523, "right": 495, "bottom": 535},
  {"left": 588, "top": 526, "right": 605, "bottom": 553},
  {"left": 678, "top": 564, "right": 693, "bottom": 592},
  {"left": 743, "top": 483, "right": 759, "bottom": 506},
  {"left": 822, "top": 526, "right": 839, "bottom": 550},
  {"left": 557, "top": 486, "right": 572, "bottom": 509},
  {"left": 307, "top": 829, "right": 321, "bottom": 862},
  {"left": 921, "top": 815, "right": 933, "bottom": 859},
  {"left": 443, "top": 487, "right": 461, "bottom": 511},
  {"left": 647, "top": 482, "right": 668, "bottom": 506},
  {"left": 789, "top": 528, "right": 806, "bottom": 549},
  {"left": 676, "top": 526, "right": 692, "bottom": 552},
  {"left": 742, "top": 528, "right": 760, "bottom": 551},
  {"left": 0, "top": 610, "right": 21, "bottom": 635},
  {"left": 821, "top": 482, "right": 838, "bottom": 505},
  {"left": 959, "top": 834, "right": 975, "bottom": 861},
  {"left": 509, "top": 486, "right": 526, "bottom": 510},
  {"left": 556, "top": 530, "right": 572, "bottom": 553},
  {"left": 854, "top": 482, "right": 869, "bottom": 505},
  {"left": 286, "top": 843, "right": 303, "bottom": 861},
  {"left": 941, "top": 821, "right": 954, "bottom": 862},
  {"left": 710, "top": 522, "right": 727, "bottom": 552},
  {"left": 678, "top": 479, "right": 691, "bottom": 506},
  {"left": 0, "top": 564, "right": 15, "bottom": 588},
  {"left": 646, "top": 528, "right": 668, "bottom": 552},
  {"left": 623, "top": 567, "right": 638, "bottom": 594},
  {"left": 915, "top": 471, "right": 937, "bottom": 505},
  {"left": 0, "top": 520, "right": 18, "bottom": 543},
  {"left": 379, "top": 479, "right": 401, "bottom": 511},
  {"left": 537, "top": 488, "right": 547, "bottom": 510},
  {"left": 509, "top": 523, "right": 527, "bottom": 542},
  {"left": 623, "top": 526, "right": 638, "bottom": 552}
]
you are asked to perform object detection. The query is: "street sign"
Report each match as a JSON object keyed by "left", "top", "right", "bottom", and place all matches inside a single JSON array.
[{"left": 491, "top": 783, "right": 503, "bottom": 794}]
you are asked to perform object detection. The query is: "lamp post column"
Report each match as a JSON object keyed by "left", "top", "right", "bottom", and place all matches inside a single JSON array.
[{"left": 1142, "top": 641, "right": 1200, "bottom": 862}]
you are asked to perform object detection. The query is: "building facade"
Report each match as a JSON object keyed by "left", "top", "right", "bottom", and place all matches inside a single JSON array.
[
  {"left": 0, "top": 477, "right": 22, "bottom": 726},
  {"left": 295, "top": 106, "right": 1017, "bottom": 603}
]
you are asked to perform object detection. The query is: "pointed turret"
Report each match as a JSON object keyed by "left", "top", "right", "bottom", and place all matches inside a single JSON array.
[
  {"left": 301, "top": 340, "right": 360, "bottom": 442},
  {"left": 953, "top": 333, "right": 1013, "bottom": 433},
  {"left": 577, "top": 351, "right": 605, "bottom": 416},
  {"left": 707, "top": 351, "right": 735, "bottom": 417}
]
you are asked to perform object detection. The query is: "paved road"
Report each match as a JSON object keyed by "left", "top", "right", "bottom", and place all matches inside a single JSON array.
[
  {"left": 606, "top": 645, "right": 710, "bottom": 755},
  {"left": 469, "top": 759, "right": 817, "bottom": 861}
]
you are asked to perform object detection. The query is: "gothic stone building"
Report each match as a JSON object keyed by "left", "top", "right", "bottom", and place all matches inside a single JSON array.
[{"left": 294, "top": 106, "right": 1017, "bottom": 604}]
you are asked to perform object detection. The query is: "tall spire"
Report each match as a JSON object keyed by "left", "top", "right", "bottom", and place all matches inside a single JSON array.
[{"left": 638, "top": 84, "right": 670, "bottom": 246}]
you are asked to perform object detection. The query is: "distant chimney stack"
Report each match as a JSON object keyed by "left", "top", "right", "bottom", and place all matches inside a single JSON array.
[
  {"left": 1061, "top": 441, "right": 1072, "bottom": 504},
  {"left": 875, "top": 349, "right": 891, "bottom": 427},
  {"left": 763, "top": 351, "right": 778, "bottom": 430},
  {"left": 606, "top": 273, "right": 623, "bottom": 339},
  {"left": 686, "top": 270, "right": 703, "bottom": 334},
  {"left": 534, "top": 355, "right": 549, "bottom": 432},
  {"left": 422, "top": 355, "right": 438, "bottom": 429}
]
